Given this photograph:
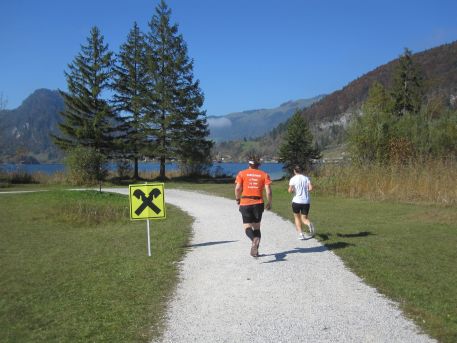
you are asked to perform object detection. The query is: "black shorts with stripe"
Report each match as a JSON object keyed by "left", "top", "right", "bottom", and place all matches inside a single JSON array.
[{"left": 239, "top": 203, "right": 264, "bottom": 223}]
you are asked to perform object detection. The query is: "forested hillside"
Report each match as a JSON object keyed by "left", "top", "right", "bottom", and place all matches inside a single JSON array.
[
  {"left": 301, "top": 41, "right": 457, "bottom": 123},
  {"left": 214, "top": 41, "right": 457, "bottom": 160}
]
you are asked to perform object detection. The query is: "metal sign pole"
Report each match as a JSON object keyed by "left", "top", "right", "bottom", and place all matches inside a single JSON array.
[{"left": 147, "top": 219, "right": 151, "bottom": 257}]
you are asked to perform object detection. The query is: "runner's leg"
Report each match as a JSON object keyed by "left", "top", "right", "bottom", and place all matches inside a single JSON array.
[
  {"left": 244, "top": 224, "right": 254, "bottom": 241},
  {"left": 293, "top": 213, "right": 303, "bottom": 234},
  {"left": 301, "top": 214, "right": 310, "bottom": 227},
  {"left": 251, "top": 222, "right": 261, "bottom": 257},
  {"left": 301, "top": 214, "right": 315, "bottom": 236}
]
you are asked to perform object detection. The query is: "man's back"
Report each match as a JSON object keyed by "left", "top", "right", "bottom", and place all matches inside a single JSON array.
[{"left": 235, "top": 168, "right": 271, "bottom": 206}]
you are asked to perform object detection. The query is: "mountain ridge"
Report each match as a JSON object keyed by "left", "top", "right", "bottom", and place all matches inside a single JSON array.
[
  {"left": 0, "top": 88, "right": 323, "bottom": 163},
  {"left": 266, "top": 40, "right": 457, "bottom": 155},
  {"left": 0, "top": 88, "right": 64, "bottom": 163},
  {"left": 213, "top": 40, "right": 457, "bottom": 160},
  {"left": 207, "top": 95, "right": 324, "bottom": 142},
  {"left": 2, "top": 40, "right": 457, "bottom": 163}
]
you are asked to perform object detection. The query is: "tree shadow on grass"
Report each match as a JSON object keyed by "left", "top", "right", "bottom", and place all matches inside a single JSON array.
[
  {"left": 186, "top": 240, "right": 238, "bottom": 248},
  {"left": 261, "top": 242, "right": 354, "bottom": 264},
  {"left": 317, "top": 231, "right": 375, "bottom": 241},
  {"left": 336, "top": 231, "right": 375, "bottom": 238}
]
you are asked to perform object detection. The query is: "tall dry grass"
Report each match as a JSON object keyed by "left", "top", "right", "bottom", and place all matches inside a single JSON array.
[
  {"left": 315, "top": 159, "right": 457, "bottom": 206},
  {"left": 32, "top": 171, "right": 68, "bottom": 185},
  {"left": 138, "top": 169, "right": 182, "bottom": 180}
]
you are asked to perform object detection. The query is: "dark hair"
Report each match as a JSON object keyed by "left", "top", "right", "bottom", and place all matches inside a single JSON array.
[
  {"left": 248, "top": 154, "right": 261, "bottom": 167},
  {"left": 293, "top": 165, "right": 302, "bottom": 173}
]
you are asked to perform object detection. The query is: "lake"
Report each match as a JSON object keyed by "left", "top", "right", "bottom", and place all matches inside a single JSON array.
[{"left": 1, "top": 162, "right": 286, "bottom": 181}]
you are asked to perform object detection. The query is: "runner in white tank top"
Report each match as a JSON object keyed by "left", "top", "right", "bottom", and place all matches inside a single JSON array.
[{"left": 288, "top": 165, "right": 316, "bottom": 239}]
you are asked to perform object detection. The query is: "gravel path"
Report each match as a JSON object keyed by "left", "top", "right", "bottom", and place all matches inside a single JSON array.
[{"left": 106, "top": 188, "right": 435, "bottom": 343}]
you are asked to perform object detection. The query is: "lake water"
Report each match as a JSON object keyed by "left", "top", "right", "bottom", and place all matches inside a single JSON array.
[{"left": 1, "top": 162, "right": 286, "bottom": 180}]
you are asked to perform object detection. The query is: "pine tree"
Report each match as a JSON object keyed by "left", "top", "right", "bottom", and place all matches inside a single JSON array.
[
  {"left": 278, "top": 112, "right": 320, "bottom": 174},
  {"left": 144, "top": 0, "right": 212, "bottom": 179},
  {"left": 112, "top": 22, "right": 148, "bottom": 179},
  {"left": 391, "top": 48, "right": 424, "bottom": 116},
  {"left": 52, "top": 26, "right": 119, "bottom": 156}
]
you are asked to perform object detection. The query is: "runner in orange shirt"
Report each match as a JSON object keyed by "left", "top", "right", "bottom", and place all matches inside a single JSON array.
[{"left": 235, "top": 155, "right": 272, "bottom": 257}]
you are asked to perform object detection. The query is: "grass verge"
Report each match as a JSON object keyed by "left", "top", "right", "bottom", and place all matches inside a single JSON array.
[
  {"left": 168, "top": 180, "right": 457, "bottom": 343},
  {"left": 0, "top": 190, "right": 192, "bottom": 343}
]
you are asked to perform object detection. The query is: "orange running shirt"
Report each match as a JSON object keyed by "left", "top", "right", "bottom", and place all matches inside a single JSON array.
[{"left": 235, "top": 168, "right": 272, "bottom": 205}]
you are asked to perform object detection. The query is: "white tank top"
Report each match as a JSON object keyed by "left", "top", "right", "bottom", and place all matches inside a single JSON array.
[{"left": 289, "top": 174, "right": 310, "bottom": 204}]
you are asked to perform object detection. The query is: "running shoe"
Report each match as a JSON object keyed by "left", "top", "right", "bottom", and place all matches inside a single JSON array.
[
  {"left": 298, "top": 233, "right": 305, "bottom": 240},
  {"left": 309, "top": 222, "right": 316, "bottom": 237}
]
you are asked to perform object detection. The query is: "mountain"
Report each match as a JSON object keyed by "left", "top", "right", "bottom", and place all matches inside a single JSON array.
[
  {"left": 3, "top": 40, "right": 457, "bottom": 163},
  {"left": 303, "top": 42, "right": 457, "bottom": 124},
  {"left": 213, "top": 41, "right": 457, "bottom": 161},
  {"left": 207, "top": 96, "right": 324, "bottom": 142},
  {"left": 0, "top": 89, "right": 64, "bottom": 163},
  {"left": 262, "top": 40, "right": 457, "bottom": 155},
  {"left": 0, "top": 88, "right": 322, "bottom": 163}
]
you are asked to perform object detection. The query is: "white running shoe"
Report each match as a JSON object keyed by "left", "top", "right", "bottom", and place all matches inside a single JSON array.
[
  {"left": 309, "top": 223, "right": 316, "bottom": 237},
  {"left": 298, "top": 233, "right": 305, "bottom": 240}
]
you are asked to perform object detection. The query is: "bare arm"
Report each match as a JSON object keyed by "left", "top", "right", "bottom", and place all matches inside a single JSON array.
[
  {"left": 288, "top": 185, "right": 294, "bottom": 193},
  {"left": 308, "top": 181, "right": 313, "bottom": 192},
  {"left": 265, "top": 184, "right": 272, "bottom": 210},
  {"left": 235, "top": 183, "right": 242, "bottom": 204}
]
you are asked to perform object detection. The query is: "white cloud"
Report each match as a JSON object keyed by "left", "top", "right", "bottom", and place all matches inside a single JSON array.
[{"left": 208, "top": 117, "right": 232, "bottom": 129}]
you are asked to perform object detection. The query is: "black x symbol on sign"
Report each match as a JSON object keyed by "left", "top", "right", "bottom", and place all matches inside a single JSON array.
[{"left": 133, "top": 188, "right": 162, "bottom": 216}]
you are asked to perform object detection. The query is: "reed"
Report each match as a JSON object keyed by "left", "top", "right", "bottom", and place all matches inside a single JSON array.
[
  {"left": 315, "top": 159, "right": 457, "bottom": 205},
  {"left": 138, "top": 169, "right": 182, "bottom": 180},
  {"left": 32, "top": 171, "right": 68, "bottom": 184}
]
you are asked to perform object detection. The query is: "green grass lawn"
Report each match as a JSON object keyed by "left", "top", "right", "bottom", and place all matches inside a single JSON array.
[
  {"left": 2, "top": 182, "right": 456, "bottom": 342},
  {"left": 170, "top": 180, "right": 457, "bottom": 343},
  {"left": 0, "top": 190, "right": 192, "bottom": 343}
]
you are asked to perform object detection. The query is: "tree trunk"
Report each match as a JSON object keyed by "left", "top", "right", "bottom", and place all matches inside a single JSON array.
[
  {"left": 159, "top": 156, "right": 166, "bottom": 180},
  {"left": 133, "top": 157, "right": 139, "bottom": 180}
]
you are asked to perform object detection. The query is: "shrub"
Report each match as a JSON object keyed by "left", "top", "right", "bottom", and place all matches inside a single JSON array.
[
  {"left": 65, "top": 146, "right": 108, "bottom": 185},
  {"left": 10, "top": 171, "right": 36, "bottom": 184},
  {"left": 115, "top": 159, "right": 133, "bottom": 179}
]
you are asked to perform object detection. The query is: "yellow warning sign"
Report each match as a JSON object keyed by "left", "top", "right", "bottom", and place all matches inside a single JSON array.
[{"left": 129, "top": 183, "right": 166, "bottom": 220}]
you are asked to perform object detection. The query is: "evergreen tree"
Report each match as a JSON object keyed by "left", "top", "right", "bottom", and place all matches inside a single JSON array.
[
  {"left": 144, "top": 0, "right": 212, "bottom": 179},
  {"left": 112, "top": 22, "right": 148, "bottom": 179},
  {"left": 391, "top": 48, "right": 424, "bottom": 116},
  {"left": 52, "top": 26, "right": 119, "bottom": 156},
  {"left": 278, "top": 112, "right": 320, "bottom": 174}
]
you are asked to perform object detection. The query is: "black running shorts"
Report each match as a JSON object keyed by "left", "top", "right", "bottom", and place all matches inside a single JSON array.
[
  {"left": 292, "top": 202, "right": 310, "bottom": 215},
  {"left": 239, "top": 203, "right": 265, "bottom": 223}
]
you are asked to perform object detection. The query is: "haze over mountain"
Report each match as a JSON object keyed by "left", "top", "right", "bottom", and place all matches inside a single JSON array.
[{"left": 207, "top": 96, "right": 323, "bottom": 142}]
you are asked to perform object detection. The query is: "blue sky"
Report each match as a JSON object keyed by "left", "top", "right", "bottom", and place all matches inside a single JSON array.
[{"left": 1, "top": 0, "right": 457, "bottom": 116}]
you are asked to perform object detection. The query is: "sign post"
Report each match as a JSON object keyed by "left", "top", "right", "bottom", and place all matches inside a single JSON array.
[
  {"left": 147, "top": 219, "right": 151, "bottom": 257},
  {"left": 129, "top": 183, "right": 166, "bottom": 256}
]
